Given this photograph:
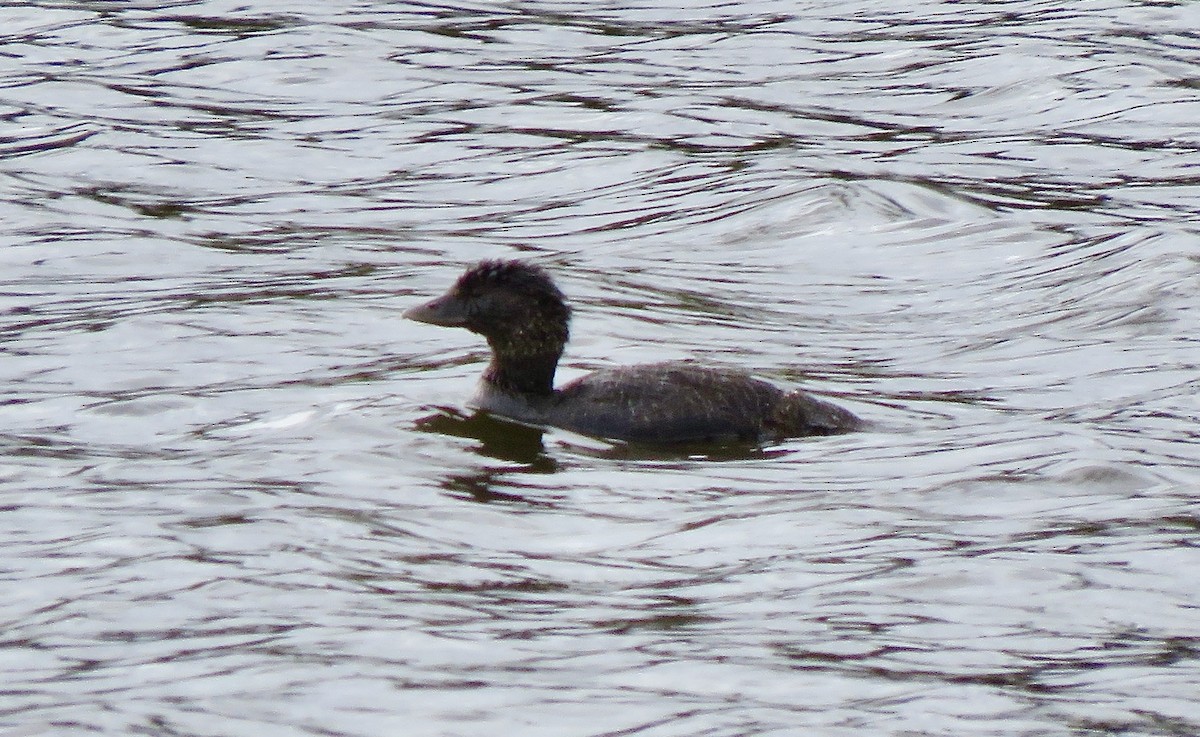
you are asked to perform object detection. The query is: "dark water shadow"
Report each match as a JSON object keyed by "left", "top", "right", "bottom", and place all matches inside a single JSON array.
[
  {"left": 415, "top": 407, "right": 560, "bottom": 504},
  {"left": 416, "top": 407, "right": 552, "bottom": 466},
  {"left": 416, "top": 406, "right": 800, "bottom": 469}
]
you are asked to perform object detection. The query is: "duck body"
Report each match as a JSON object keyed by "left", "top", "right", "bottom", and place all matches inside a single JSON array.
[
  {"left": 473, "top": 363, "right": 857, "bottom": 443},
  {"left": 405, "top": 260, "right": 859, "bottom": 444}
]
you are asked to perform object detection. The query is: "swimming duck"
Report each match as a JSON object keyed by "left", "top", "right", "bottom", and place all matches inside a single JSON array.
[{"left": 405, "top": 260, "right": 860, "bottom": 443}]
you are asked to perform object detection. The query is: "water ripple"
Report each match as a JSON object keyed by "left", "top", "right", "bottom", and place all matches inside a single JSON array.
[{"left": 3, "top": 1, "right": 1200, "bottom": 736}]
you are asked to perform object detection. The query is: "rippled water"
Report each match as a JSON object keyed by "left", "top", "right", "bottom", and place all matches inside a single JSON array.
[{"left": 4, "top": 1, "right": 1199, "bottom": 735}]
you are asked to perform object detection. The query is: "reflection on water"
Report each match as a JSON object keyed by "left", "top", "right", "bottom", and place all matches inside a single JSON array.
[
  {"left": 416, "top": 407, "right": 552, "bottom": 466},
  {"left": 3, "top": 1, "right": 1200, "bottom": 736},
  {"left": 416, "top": 408, "right": 559, "bottom": 503}
]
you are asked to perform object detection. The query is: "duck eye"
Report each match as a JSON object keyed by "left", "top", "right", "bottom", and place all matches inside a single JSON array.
[{"left": 467, "top": 291, "right": 501, "bottom": 315}]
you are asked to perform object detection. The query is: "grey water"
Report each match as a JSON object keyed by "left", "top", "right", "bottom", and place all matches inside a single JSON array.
[{"left": 3, "top": 1, "right": 1199, "bottom": 735}]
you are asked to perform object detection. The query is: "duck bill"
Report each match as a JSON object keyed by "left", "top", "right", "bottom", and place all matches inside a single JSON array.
[{"left": 403, "top": 292, "right": 469, "bottom": 327}]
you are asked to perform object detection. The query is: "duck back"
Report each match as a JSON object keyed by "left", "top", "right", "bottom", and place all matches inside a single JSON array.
[{"left": 546, "top": 363, "right": 857, "bottom": 443}]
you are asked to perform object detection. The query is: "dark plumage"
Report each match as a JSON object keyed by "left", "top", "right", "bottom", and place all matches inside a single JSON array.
[{"left": 405, "top": 260, "right": 860, "bottom": 443}]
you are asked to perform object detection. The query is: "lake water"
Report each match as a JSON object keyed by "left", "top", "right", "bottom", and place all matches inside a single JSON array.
[{"left": 3, "top": 1, "right": 1199, "bottom": 735}]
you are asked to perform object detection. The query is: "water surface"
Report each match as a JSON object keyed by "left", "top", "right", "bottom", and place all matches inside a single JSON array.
[{"left": 3, "top": 1, "right": 1199, "bottom": 736}]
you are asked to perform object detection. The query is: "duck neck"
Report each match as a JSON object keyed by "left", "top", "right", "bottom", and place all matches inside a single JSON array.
[{"left": 481, "top": 341, "right": 563, "bottom": 397}]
